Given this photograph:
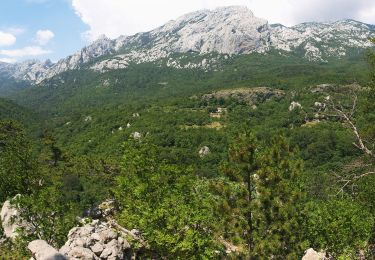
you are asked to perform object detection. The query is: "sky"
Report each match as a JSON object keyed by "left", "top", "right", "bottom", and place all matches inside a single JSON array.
[{"left": 1, "top": 0, "right": 375, "bottom": 63}]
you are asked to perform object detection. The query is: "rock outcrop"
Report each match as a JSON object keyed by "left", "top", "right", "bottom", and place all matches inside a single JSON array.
[
  {"left": 202, "top": 87, "right": 285, "bottom": 105},
  {"left": 302, "top": 248, "right": 326, "bottom": 260},
  {"left": 59, "top": 220, "right": 131, "bottom": 260},
  {"left": 1, "top": 6, "right": 374, "bottom": 84},
  {"left": 0, "top": 195, "right": 32, "bottom": 239},
  {"left": 28, "top": 240, "right": 66, "bottom": 260}
]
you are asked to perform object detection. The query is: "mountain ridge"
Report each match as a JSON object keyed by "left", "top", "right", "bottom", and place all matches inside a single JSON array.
[{"left": 1, "top": 6, "right": 374, "bottom": 85}]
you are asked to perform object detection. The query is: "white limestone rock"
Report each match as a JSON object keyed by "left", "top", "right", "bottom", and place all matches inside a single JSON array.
[
  {"left": 60, "top": 220, "right": 131, "bottom": 260},
  {"left": 199, "top": 146, "right": 211, "bottom": 157},
  {"left": 0, "top": 195, "right": 32, "bottom": 239},
  {"left": 131, "top": 132, "right": 142, "bottom": 140},
  {"left": 1, "top": 7, "right": 374, "bottom": 83},
  {"left": 289, "top": 101, "right": 303, "bottom": 111},
  {"left": 302, "top": 248, "right": 326, "bottom": 260},
  {"left": 28, "top": 240, "right": 66, "bottom": 260}
]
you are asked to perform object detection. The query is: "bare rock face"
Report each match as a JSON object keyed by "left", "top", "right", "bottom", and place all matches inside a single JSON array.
[
  {"left": 1, "top": 6, "right": 375, "bottom": 83},
  {"left": 202, "top": 87, "right": 285, "bottom": 106},
  {"left": 150, "top": 6, "right": 270, "bottom": 55},
  {"left": 302, "top": 248, "right": 326, "bottom": 260},
  {"left": 0, "top": 195, "right": 32, "bottom": 239},
  {"left": 28, "top": 240, "right": 66, "bottom": 260},
  {"left": 59, "top": 220, "right": 131, "bottom": 260}
]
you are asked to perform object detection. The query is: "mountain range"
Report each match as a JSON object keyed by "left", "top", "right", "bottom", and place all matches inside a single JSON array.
[{"left": 0, "top": 6, "right": 374, "bottom": 85}]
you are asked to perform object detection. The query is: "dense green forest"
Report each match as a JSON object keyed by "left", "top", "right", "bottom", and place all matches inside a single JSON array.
[{"left": 1, "top": 47, "right": 375, "bottom": 259}]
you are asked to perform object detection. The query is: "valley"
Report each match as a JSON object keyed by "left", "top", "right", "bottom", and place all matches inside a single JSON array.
[{"left": 0, "top": 6, "right": 375, "bottom": 259}]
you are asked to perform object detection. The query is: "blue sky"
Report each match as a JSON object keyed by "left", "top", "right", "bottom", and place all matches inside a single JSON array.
[
  {"left": 1, "top": 0, "right": 375, "bottom": 63},
  {"left": 0, "top": 0, "right": 87, "bottom": 63}
]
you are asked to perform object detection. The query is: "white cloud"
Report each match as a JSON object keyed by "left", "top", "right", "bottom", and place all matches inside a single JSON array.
[
  {"left": 0, "top": 31, "right": 16, "bottom": 47},
  {"left": 0, "top": 57, "right": 17, "bottom": 63},
  {"left": 0, "top": 46, "right": 51, "bottom": 58},
  {"left": 6, "top": 27, "right": 26, "bottom": 36},
  {"left": 36, "top": 30, "right": 55, "bottom": 45},
  {"left": 70, "top": 0, "right": 375, "bottom": 41}
]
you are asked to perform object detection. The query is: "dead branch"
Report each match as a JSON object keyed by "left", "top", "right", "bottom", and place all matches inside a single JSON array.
[
  {"left": 329, "top": 94, "right": 373, "bottom": 157},
  {"left": 325, "top": 92, "right": 375, "bottom": 195}
]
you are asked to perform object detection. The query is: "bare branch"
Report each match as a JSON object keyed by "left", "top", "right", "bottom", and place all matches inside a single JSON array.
[
  {"left": 328, "top": 95, "right": 373, "bottom": 158},
  {"left": 325, "top": 91, "right": 375, "bottom": 195}
]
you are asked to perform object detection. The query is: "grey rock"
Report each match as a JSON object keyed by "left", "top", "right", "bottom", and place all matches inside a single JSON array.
[
  {"left": 199, "top": 146, "right": 210, "bottom": 157},
  {"left": 90, "top": 242, "right": 104, "bottom": 256},
  {"left": 60, "top": 220, "right": 131, "bottom": 260},
  {"left": 58, "top": 245, "right": 71, "bottom": 255},
  {"left": 99, "top": 229, "right": 117, "bottom": 243},
  {"left": 1, "top": 6, "right": 374, "bottom": 84},
  {"left": 289, "top": 101, "right": 303, "bottom": 111},
  {"left": 131, "top": 132, "right": 142, "bottom": 140},
  {"left": 302, "top": 248, "right": 326, "bottom": 260},
  {"left": 202, "top": 87, "right": 285, "bottom": 105},
  {"left": 0, "top": 195, "right": 32, "bottom": 239},
  {"left": 67, "top": 246, "right": 96, "bottom": 260},
  {"left": 90, "top": 233, "right": 101, "bottom": 242},
  {"left": 28, "top": 240, "right": 67, "bottom": 260}
]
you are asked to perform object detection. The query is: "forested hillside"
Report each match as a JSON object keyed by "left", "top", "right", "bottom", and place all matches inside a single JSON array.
[{"left": 0, "top": 8, "right": 375, "bottom": 258}]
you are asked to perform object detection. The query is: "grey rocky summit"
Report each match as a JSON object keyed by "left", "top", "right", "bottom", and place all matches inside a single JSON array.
[{"left": 1, "top": 6, "right": 374, "bottom": 84}]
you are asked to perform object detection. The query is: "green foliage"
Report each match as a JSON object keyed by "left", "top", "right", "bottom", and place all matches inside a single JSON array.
[
  {"left": 15, "top": 184, "right": 78, "bottom": 247},
  {"left": 0, "top": 242, "right": 29, "bottom": 260},
  {"left": 223, "top": 132, "right": 258, "bottom": 251},
  {"left": 115, "top": 139, "right": 222, "bottom": 259},
  {"left": 0, "top": 44, "right": 374, "bottom": 258},
  {"left": 0, "top": 120, "right": 39, "bottom": 203},
  {"left": 251, "top": 136, "right": 306, "bottom": 259},
  {"left": 306, "top": 199, "right": 374, "bottom": 257}
]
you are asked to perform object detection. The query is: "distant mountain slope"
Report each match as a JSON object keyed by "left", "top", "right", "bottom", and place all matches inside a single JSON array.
[
  {"left": 0, "top": 97, "right": 38, "bottom": 126},
  {"left": 0, "top": 6, "right": 374, "bottom": 86}
]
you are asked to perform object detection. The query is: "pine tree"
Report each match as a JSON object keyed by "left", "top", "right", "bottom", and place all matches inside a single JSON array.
[
  {"left": 226, "top": 131, "right": 258, "bottom": 252},
  {"left": 251, "top": 135, "right": 306, "bottom": 259}
]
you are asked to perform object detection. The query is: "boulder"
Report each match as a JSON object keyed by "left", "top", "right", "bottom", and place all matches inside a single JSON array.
[
  {"left": 91, "top": 242, "right": 104, "bottom": 256},
  {"left": 0, "top": 195, "right": 32, "bottom": 239},
  {"left": 289, "top": 101, "right": 303, "bottom": 111},
  {"left": 302, "top": 248, "right": 326, "bottom": 260},
  {"left": 28, "top": 240, "right": 66, "bottom": 260},
  {"left": 67, "top": 246, "right": 97, "bottom": 259},
  {"left": 199, "top": 146, "right": 211, "bottom": 157},
  {"left": 60, "top": 220, "right": 131, "bottom": 260},
  {"left": 131, "top": 132, "right": 142, "bottom": 140}
]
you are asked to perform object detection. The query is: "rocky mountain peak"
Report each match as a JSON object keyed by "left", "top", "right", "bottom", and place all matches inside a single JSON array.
[
  {"left": 151, "top": 6, "right": 269, "bottom": 54},
  {"left": 1, "top": 6, "right": 374, "bottom": 85}
]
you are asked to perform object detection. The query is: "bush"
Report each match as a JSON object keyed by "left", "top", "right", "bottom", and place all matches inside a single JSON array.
[{"left": 306, "top": 199, "right": 374, "bottom": 257}]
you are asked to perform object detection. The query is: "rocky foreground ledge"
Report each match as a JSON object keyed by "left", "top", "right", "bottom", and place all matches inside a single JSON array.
[
  {"left": 28, "top": 220, "right": 138, "bottom": 260},
  {"left": 1, "top": 196, "right": 325, "bottom": 259},
  {"left": 1, "top": 197, "right": 145, "bottom": 260}
]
